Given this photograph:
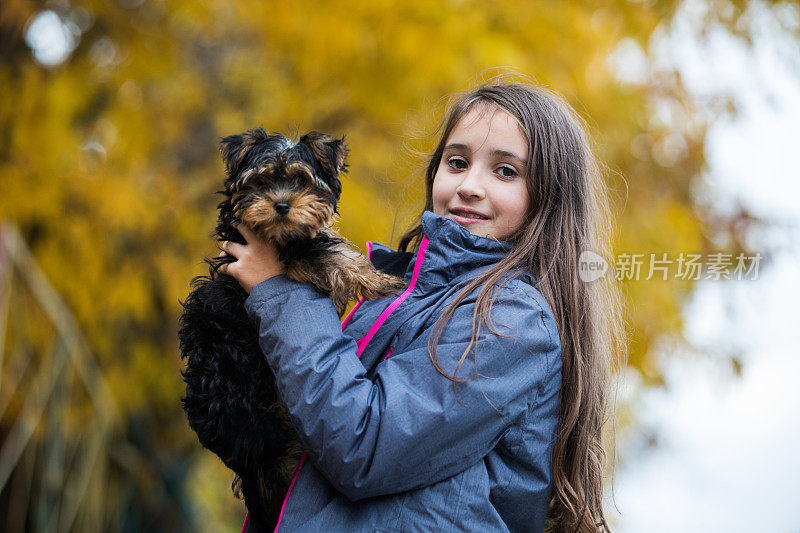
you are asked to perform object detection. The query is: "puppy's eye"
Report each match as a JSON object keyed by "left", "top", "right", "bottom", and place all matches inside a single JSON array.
[
  {"left": 447, "top": 157, "right": 468, "bottom": 170},
  {"left": 235, "top": 168, "right": 258, "bottom": 189},
  {"left": 285, "top": 162, "right": 316, "bottom": 187},
  {"left": 299, "top": 172, "right": 315, "bottom": 187}
]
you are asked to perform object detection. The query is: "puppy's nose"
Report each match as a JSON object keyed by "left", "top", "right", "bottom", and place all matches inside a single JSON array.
[{"left": 274, "top": 202, "right": 290, "bottom": 216}]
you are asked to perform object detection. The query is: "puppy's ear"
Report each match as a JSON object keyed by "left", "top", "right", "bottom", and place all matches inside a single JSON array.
[
  {"left": 299, "top": 131, "right": 349, "bottom": 177},
  {"left": 218, "top": 128, "right": 268, "bottom": 177}
]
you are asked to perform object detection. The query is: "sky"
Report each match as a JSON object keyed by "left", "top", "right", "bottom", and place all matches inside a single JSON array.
[{"left": 607, "top": 1, "right": 800, "bottom": 531}]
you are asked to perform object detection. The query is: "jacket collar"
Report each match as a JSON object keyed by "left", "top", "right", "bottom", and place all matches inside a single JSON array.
[{"left": 404, "top": 211, "right": 514, "bottom": 286}]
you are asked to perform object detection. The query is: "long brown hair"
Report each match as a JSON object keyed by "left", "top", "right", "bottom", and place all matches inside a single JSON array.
[{"left": 398, "top": 81, "right": 627, "bottom": 532}]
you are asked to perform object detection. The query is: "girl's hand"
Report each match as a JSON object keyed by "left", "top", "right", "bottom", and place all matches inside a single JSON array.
[{"left": 218, "top": 222, "right": 286, "bottom": 294}]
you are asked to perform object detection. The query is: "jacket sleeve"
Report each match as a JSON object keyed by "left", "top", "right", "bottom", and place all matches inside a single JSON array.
[{"left": 243, "top": 274, "right": 560, "bottom": 501}]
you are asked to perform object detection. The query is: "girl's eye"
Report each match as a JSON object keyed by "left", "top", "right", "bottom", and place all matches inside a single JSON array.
[
  {"left": 447, "top": 157, "right": 468, "bottom": 170},
  {"left": 497, "top": 166, "right": 517, "bottom": 179}
]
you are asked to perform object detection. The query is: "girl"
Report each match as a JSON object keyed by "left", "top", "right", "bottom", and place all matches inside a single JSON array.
[{"left": 219, "top": 81, "right": 626, "bottom": 532}]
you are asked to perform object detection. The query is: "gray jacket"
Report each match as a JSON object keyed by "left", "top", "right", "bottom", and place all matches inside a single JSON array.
[{"left": 243, "top": 211, "right": 562, "bottom": 532}]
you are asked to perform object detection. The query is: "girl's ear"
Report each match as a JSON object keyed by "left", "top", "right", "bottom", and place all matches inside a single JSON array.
[
  {"left": 299, "top": 131, "right": 349, "bottom": 177},
  {"left": 218, "top": 128, "right": 267, "bottom": 177}
]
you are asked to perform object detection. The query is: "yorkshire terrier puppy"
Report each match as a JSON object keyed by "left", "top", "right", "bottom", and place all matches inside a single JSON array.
[{"left": 178, "top": 128, "right": 405, "bottom": 529}]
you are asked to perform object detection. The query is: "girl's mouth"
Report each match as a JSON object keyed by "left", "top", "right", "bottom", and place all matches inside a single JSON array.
[{"left": 449, "top": 208, "right": 490, "bottom": 224}]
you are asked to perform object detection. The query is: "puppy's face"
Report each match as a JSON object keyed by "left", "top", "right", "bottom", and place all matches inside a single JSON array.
[{"left": 219, "top": 129, "right": 348, "bottom": 245}]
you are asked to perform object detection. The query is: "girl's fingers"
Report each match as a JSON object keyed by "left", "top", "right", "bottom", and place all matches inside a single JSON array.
[
  {"left": 221, "top": 240, "right": 245, "bottom": 258},
  {"left": 219, "top": 257, "right": 235, "bottom": 275},
  {"left": 218, "top": 250, "right": 234, "bottom": 275}
]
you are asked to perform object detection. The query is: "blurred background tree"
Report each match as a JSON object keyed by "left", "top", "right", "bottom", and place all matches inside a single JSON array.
[{"left": 1, "top": 0, "right": 791, "bottom": 530}]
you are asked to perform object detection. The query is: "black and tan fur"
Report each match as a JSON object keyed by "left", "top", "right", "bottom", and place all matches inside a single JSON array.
[{"left": 178, "top": 128, "right": 405, "bottom": 529}]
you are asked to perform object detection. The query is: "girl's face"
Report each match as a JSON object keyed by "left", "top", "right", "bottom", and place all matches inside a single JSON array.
[{"left": 432, "top": 105, "right": 531, "bottom": 241}]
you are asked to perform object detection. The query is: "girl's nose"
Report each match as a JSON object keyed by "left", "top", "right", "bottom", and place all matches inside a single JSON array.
[{"left": 456, "top": 169, "right": 485, "bottom": 200}]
